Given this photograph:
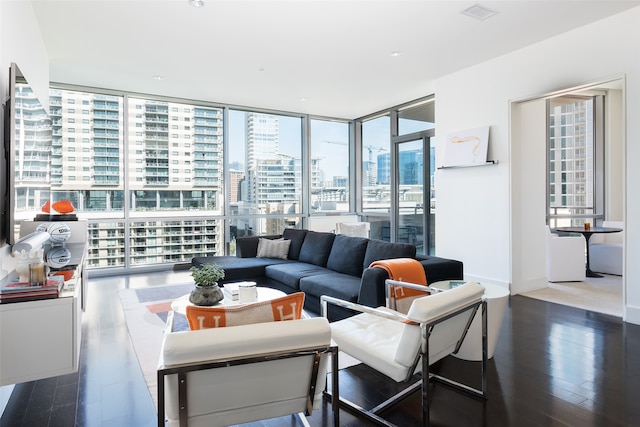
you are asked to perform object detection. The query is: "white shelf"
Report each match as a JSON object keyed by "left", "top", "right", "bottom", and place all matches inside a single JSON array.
[
  {"left": 438, "top": 160, "right": 498, "bottom": 170},
  {"left": 0, "top": 220, "right": 87, "bottom": 386}
]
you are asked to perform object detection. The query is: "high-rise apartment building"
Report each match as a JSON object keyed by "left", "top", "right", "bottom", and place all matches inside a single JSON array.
[
  {"left": 548, "top": 98, "right": 594, "bottom": 212},
  {"left": 13, "top": 83, "right": 51, "bottom": 210},
  {"left": 49, "top": 90, "right": 225, "bottom": 268},
  {"left": 244, "top": 113, "right": 299, "bottom": 208}
]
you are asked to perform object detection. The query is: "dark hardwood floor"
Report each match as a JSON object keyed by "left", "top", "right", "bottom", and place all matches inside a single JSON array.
[{"left": 2, "top": 270, "right": 639, "bottom": 426}]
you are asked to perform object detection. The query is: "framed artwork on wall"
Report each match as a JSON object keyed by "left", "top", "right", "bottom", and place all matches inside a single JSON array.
[{"left": 443, "top": 126, "right": 490, "bottom": 167}]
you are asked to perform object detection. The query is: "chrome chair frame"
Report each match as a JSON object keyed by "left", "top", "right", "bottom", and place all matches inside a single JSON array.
[{"left": 321, "top": 280, "right": 487, "bottom": 427}]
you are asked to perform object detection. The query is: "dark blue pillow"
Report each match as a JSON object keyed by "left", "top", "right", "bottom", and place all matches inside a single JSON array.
[
  {"left": 298, "top": 231, "right": 336, "bottom": 267},
  {"left": 362, "top": 239, "right": 416, "bottom": 271},
  {"left": 282, "top": 228, "right": 308, "bottom": 260},
  {"left": 326, "top": 235, "right": 369, "bottom": 277}
]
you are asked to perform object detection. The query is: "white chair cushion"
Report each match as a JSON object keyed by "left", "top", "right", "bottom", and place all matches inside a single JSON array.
[
  {"left": 330, "top": 307, "right": 410, "bottom": 382},
  {"left": 602, "top": 221, "right": 624, "bottom": 244},
  {"left": 588, "top": 221, "right": 623, "bottom": 275},
  {"left": 546, "top": 226, "right": 585, "bottom": 282},
  {"left": 590, "top": 221, "right": 624, "bottom": 244},
  {"left": 331, "top": 283, "right": 485, "bottom": 383},
  {"left": 395, "top": 282, "right": 485, "bottom": 367},
  {"left": 405, "top": 281, "right": 484, "bottom": 323},
  {"left": 161, "top": 318, "right": 332, "bottom": 426},
  {"left": 161, "top": 317, "right": 330, "bottom": 367},
  {"left": 590, "top": 243, "right": 623, "bottom": 275},
  {"left": 166, "top": 357, "right": 324, "bottom": 427}
]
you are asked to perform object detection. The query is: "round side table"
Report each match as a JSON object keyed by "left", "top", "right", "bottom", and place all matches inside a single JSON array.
[
  {"left": 171, "top": 286, "right": 286, "bottom": 315},
  {"left": 430, "top": 280, "right": 509, "bottom": 361}
]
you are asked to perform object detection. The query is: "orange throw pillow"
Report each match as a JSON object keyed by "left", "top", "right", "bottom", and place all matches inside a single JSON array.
[{"left": 186, "top": 292, "right": 305, "bottom": 330}]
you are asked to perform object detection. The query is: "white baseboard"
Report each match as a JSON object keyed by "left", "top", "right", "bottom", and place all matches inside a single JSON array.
[{"left": 624, "top": 305, "right": 640, "bottom": 325}]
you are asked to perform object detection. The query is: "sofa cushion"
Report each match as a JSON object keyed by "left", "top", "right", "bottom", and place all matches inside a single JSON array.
[
  {"left": 299, "top": 272, "right": 362, "bottom": 302},
  {"left": 265, "top": 262, "right": 330, "bottom": 289},
  {"left": 415, "top": 255, "right": 464, "bottom": 284},
  {"left": 257, "top": 238, "right": 291, "bottom": 259},
  {"left": 298, "top": 231, "right": 336, "bottom": 267},
  {"left": 363, "top": 239, "right": 417, "bottom": 271},
  {"left": 282, "top": 228, "right": 308, "bottom": 260},
  {"left": 326, "top": 235, "right": 369, "bottom": 277},
  {"left": 186, "top": 292, "right": 305, "bottom": 329},
  {"left": 192, "top": 256, "right": 290, "bottom": 283}
]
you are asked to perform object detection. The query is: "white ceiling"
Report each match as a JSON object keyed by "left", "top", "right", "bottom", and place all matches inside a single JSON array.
[{"left": 30, "top": 0, "right": 640, "bottom": 119}]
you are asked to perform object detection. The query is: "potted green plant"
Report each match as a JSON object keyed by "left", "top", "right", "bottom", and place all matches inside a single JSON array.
[{"left": 189, "top": 263, "right": 225, "bottom": 306}]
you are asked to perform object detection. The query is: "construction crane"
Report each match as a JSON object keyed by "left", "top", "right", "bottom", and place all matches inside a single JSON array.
[{"left": 323, "top": 141, "right": 388, "bottom": 162}]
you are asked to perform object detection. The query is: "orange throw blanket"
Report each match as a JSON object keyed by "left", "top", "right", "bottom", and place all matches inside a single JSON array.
[
  {"left": 369, "top": 258, "right": 429, "bottom": 313},
  {"left": 369, "top": 258, "right": 427, "bottom": 284}
]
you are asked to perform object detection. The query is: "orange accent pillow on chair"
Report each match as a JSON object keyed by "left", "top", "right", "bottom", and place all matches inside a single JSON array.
[{"left": 186, "top": 292, "right": 305, "bottom": 330}]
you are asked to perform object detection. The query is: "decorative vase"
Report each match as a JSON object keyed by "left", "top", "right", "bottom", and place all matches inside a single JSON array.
[{"left": 189, "top": 284, "right": 224, "bottom": 306}]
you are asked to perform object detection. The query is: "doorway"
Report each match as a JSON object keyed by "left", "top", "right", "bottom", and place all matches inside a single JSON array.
[{"left": 509, "top": 77, "right": 625, "bottom": 317}]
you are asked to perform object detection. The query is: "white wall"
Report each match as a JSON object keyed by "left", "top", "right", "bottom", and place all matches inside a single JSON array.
[
  {"left": 1, "top": 0, "right": 50, "bottom": 109},
  {"left": 606, "top": 90, "right": 624, "bottom": 221},
  {"left": 0, "top": 0, "right": 50, "bottom": 410},
  {"left": 509, "top": 98, "right": 548, "bottom": 294},
  {"left": 434, "top": 6, "right": 640, "bottom": 324}
]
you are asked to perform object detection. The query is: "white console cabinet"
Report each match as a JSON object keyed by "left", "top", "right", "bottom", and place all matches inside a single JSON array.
[{"left": 0, "top": 220, "right": 86, "bottom": 386}]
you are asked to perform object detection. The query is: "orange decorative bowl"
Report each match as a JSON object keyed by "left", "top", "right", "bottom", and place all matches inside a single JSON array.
[{"left": 52, "top": 200, "right": 75, "bottom": 214}]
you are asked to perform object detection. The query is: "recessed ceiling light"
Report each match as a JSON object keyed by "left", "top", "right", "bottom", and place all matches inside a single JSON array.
[
  {"left": 153, "top": 75, "right": 164, "bottom": 81},
  {"left": 390, "top": 51, "right": 401, "bottom": 57},
  {"left": 189, "top": 0, "right": 204, "bottom": 8},
  {"left": 461, "top": 3, "right": 498, "bottom": 21},
  {"left": 300, "top": 98, "right": 308, "bottom": 102}
]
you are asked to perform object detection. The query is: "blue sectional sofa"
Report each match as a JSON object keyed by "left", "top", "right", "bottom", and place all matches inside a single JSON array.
[{"left": 192, "top": 229, "right": 463, "bottom": 318}]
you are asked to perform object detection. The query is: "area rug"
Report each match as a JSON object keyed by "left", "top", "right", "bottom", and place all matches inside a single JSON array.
[
  {"left": 520, "top": 274, "right": 623, "bottom": 317},
  {"left": 117, "top": 283, "right": 361, "bottom": 409}
]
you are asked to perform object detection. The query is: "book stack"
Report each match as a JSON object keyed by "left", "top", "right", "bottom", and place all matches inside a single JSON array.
[
  {"left": 222, "top": 281, "right": 257, "bottom": 302},
  {"left": 222, "top": 282, "right": 240, "bottom": 301},
  {"left": 0, "top": 276, "right": 65, "bottom": 304}
]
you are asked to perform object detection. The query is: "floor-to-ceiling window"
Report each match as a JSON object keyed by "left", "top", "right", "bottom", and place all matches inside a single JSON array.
[
  {"left": 358, "top": 97, "right": 436, "bottom": 251},
  {"left": 50, "top": 88, "right": 311, "bottom": 270},
  {"left": 50, "top": 89, "right": 226, "bottom": 270},
  {"left": 309, "top": 119, "right": 351, "bottom": 214},
  {"left": 547, "top": 95, "right": 604, "bottom": 228},
  {"left": 395, "top": 138, "right": 425, "bottom": 251},
  {"left": 226, "top": 110, "right": 303, "bottom": 253},
  {"left": 46, "top": 85, "right": 436, "bottom": 272},
  {"left": 360, "top": 115, "right": 391, "bottom": 241},
  {"left": 393, "top": 98, "right": 435, "bottom": 254}
]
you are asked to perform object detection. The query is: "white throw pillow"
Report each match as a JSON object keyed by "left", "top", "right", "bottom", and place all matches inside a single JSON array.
[{"left": 256, "top": 238, "right": 291, "bottom": 259}]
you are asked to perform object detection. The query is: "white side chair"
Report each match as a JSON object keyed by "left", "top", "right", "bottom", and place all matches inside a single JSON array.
[
  {"left": 157, "top": 315, "right": 338, "bottom": 427},
  {"left": 589, "top": 221, "right": 623, "bottom": 275},
  {"left": 322, "top": 280, "right": 487, "bottom": 427},
  {"left": 546, "top": 226, "right": 586, "bottom": 282},
  {"left": 336, "top": 221, "right": 370, "bottom": 238}
]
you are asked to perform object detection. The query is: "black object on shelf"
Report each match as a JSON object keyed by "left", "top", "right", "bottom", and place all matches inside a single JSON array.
[{"left": 34, "top": 213, "right": 78, "bottom": 221}]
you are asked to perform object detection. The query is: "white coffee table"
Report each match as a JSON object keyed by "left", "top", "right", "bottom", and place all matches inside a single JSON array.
[
  {"left": 171, "top": 286, "right": 287, "bottom": 315},
  {"left": 430, "top": 280, "right": 509, "bottom": 361}
]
